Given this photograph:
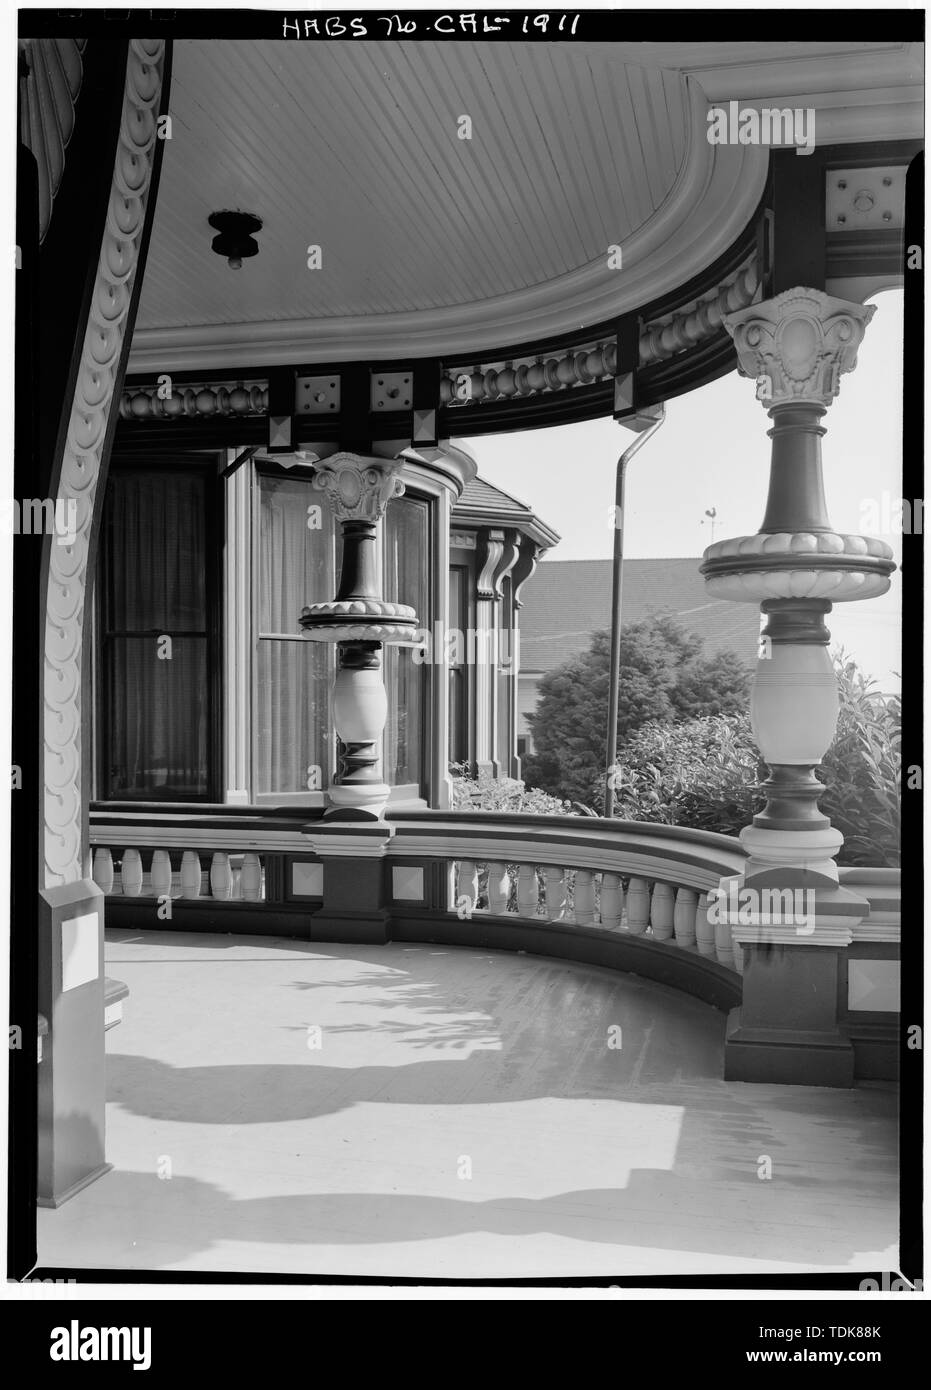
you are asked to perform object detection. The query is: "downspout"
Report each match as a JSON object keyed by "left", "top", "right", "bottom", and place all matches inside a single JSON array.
[{"left": 603, "top": 403, "right": 666, "bottom": 817}]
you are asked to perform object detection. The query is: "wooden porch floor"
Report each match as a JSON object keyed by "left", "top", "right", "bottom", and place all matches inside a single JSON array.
[{"left": 36, "top": 931, "right": 898, "bottom": 1280}]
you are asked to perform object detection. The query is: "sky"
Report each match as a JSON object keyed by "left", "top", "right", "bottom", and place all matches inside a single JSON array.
[{"left": 463, "top": 289, "right": 904, "bottom": 692}]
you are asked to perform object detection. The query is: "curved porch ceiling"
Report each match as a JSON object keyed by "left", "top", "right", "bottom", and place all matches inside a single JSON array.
[{"left": 130, "top": 39, "right": 921, "bottom": 371}]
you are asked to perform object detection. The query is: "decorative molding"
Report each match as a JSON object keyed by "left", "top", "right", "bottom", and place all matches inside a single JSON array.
[
  {"left": 476, "top": 528, "right": 507, "bottom": 602},
  {"left": 440, "top": 255, "right": 760, "bottom": 410},
  {"left": 310, "top": 453, "right": 406, "bottom": 523},
  {"left": 706, "top": 530, "right": 895, "bottom": 562},
  {"left": 19, "top": 38, "right": 86, "bottom": 243},
  {"left": 449, "top": 531, "right": 477, "bottom": 550},
  {"left": 724, "top": 286, "right": 875, "bottom": 409},
  {"left": 703, "top": 570, "right": 892, "bottom": 604},
  {"left": 119, "top": 379, "right": 268, "bottom": 419},
  {"left": 702, "top": 528, "right": 895, "bottom": 604},
  {"left": 43, "top": 38, "right": 166, "bottom": 887},
  {"left": 511, "top": 538, "right": 542, "bottom": 610}
]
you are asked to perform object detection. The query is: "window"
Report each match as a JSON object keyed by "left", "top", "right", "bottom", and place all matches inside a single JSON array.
[
  {"left": 255, "top": 471, "right": 337, "bottom": 795},
  {"left": 99, "top": 459, "right": 433, "bottom": 806},
  {"left": 384, "top": 495, "right": 430, "bottom": 795},
  {"left": 98, "top": 465, "right": 217, "bottom": 800}
]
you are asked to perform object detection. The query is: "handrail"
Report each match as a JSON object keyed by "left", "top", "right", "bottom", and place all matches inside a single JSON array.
[{"left": 387, "top": 809, "right": 748, "bottom": 894}]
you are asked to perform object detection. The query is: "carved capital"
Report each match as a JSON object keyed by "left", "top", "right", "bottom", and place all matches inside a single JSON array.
[
  {"left": 724, "top": 287, "right": 875, "bottom": 409},
  {"left": 312, "top": 453, "right": 406, "bottom": 522}
]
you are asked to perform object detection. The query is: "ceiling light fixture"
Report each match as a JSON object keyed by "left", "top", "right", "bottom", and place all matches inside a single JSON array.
[{"left": 208, "top": 210, "right": 262, "bottom": 269}]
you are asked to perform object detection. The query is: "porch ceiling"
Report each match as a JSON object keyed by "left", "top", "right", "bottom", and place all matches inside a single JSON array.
[{"left": 129, "top": 39, "right": 921, "bottom": 372}]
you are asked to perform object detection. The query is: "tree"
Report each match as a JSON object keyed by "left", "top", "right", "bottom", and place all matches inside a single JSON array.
[{"left": 523, "top": 613, "right": 751, "bottom": 806}]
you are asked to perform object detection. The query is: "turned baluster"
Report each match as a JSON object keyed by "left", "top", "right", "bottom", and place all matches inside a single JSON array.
[
  {"left": 150, "top": 849, "right": 172, "bottom": 900},
  {"left": 544, "top": 865, "right": 567, "bottom": 921},
  {"left": 695, "top": 893, "right": 716, "bottom": 956},
  {"left": 241, "top": 852, "right": 263, "bottom": 902},
  {"left": 516, "top": 863, "right": 539, "bottom": 916},
  {"left": 486, "top": 862, "right": 510, "bottom": 915},
  {"left": 456, "top": 860, "right": 479, "bottom": 915},
  {"left": 210, "top": 851, "right": 233, "bottom": 900},
  {"left": 650, "top": 882, "right": 676, "bottom": 942},
  {"left": 92, "top": 848, "right": 114, "bottom": 895},
  {"left": 574, "top": 869, "right": 595, "bottom": 926},
  {"left": 600, "top": 872, "right": 624, "bottom": 930},
  {"left": 180, "top": 851, "right": 202, "bottom": 898},
  {"left": 714, "top": 918, "right": 735, "bottom": 970},
  {"left": 120, "top": 848, "right": 143, "bottom": 897},
  {"left": 674, "top": 887, "right": 698, "bottom": 950},
  {"left": 626, "top": 877, "right": 650, "bottom": 934}
]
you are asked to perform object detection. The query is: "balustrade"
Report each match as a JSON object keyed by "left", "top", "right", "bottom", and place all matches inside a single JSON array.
[
  {"left": 91, "top": 847, "right": 267, "bottom": 902},
  {"left": 451, "top": 857, "right": 742, "bottom": 971}
]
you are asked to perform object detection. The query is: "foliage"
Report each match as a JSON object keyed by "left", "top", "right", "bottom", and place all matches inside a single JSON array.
[
  {"left": 602, "top": 652, "right": 900, "bottom": 866},
  {"left": 819, "top": 654, "right": 901, "bottom": 865},
  {"left": 523, "top": 614, "right": 751, "bottom": 806},
  {"left": 449, "top": 764, "right": 572, "bottom": 816},
  {"left": 606, "top": 712, "right": 764, "bottom": 834}
]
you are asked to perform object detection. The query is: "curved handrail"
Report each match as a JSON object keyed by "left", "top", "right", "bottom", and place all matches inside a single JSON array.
[{"left": 388, "top": 809, "right": 747, "bottom": 894}]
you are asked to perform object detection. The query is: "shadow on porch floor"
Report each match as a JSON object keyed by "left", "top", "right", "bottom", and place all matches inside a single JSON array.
[{"left": 36, "top": 930, "right": 898, "bottom": 1279}]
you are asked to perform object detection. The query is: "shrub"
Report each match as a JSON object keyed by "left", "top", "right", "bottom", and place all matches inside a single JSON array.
[
  {"left": 603, "top": 654, "right": 900, "bottom": 867},
  {"left": 449, "top": 764, "right": 573, "bottom": 816}
]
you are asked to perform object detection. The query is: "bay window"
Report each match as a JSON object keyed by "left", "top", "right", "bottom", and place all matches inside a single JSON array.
[{"left": 97, "top": 455, "right": 434, "bottom": 806}]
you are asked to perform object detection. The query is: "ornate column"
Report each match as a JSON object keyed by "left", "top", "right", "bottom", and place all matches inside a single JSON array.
[
  {"left": 299, "top": 454, "right": 418, "bottom": 941},
  {"left": 700, "top": 287, "right": 896, "bottom": 1086},
  {"left": 300, "top": 454, "right": 418, "bottom": 821}
]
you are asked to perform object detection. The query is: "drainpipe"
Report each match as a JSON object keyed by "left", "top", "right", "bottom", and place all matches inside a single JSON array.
[{"left": 603, "top": 403, "right": 666, "bottom": 818}]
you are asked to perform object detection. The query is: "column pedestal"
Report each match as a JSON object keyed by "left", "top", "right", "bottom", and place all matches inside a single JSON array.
[
  {"left": 37, "top": 880, "right": 110, "bottom": 1206},
  {"left": 302, "top": 823, "right": 394, "bottom": 943}
]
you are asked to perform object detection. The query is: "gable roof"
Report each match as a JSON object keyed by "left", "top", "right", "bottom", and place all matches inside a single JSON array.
[{"left": 518, "top": 558, "right": 760, "bottom": 673}]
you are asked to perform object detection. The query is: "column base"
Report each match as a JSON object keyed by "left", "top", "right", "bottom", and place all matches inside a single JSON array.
[
  {"left": 725, "top": 1007, "right": 855, "bottom": 1087},
  {"left": 37, "top": 1162, "right": 113, "bottom": 1209}
]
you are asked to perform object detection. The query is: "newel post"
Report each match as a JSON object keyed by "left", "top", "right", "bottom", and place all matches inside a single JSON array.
[
  {"left": 299, "top": 454, "right": 419, "bottom": 941},
  {"left": 701, "top": 288, "right": 896, "bottom": 1085}
]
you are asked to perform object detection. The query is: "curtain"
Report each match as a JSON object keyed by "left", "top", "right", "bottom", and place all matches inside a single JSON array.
[
  {"left": 102, "top": 471, "right": 208, "bottom": 798},
  {"left": 256, "top": 474, "right": 335, "bottom": 794}
]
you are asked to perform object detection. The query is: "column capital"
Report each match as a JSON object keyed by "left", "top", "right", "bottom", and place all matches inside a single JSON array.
[
  {"left": 311, "top": 452, "right": 406, "bottom": 522},
  {"left": 724, "top": 286, "right": 875, "bottom": 410}
]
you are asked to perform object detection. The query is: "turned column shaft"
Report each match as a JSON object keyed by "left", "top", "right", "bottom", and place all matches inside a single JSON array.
[{"left": 760, "top": 404, "right": 831, "bottom": 533}]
